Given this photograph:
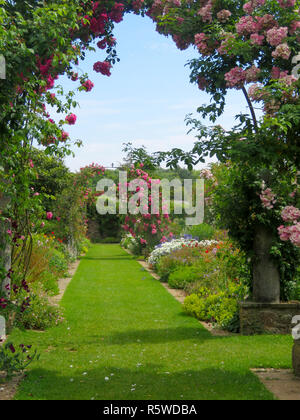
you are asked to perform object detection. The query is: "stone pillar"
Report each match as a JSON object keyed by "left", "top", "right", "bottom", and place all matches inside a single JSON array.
[
  {"left": 0, "top": 315, "right": 5, "bottom": 342},
  {"left": 293, "top": 340, "right": 300, "bottom": 377},
  {"left": 253, "top": 224, "right": 280, "bottom": 303}
]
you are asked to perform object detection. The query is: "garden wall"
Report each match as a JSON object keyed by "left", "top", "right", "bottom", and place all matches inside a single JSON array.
[{"left": 240, "top": 302, "right": 300, "bottom": 335}]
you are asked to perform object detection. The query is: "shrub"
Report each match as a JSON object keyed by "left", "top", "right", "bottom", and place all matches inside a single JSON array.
[
  {"left": 168, "top": 266, "right": 201, "bottom": 289},
  {"left": 156, "top": 256, "right": 183, "bottom": 282},
  {"left": 183, "top": 294, "right": 209, "bottom": 321},
  {"left": 121, "top": 234, "right": 143, "bottom": 256},
  {"left": 0, "top": 342, "right": 39, "bottom": 381},
  {"left": 16, "top": 292, "right": 63, "bottom": 331},
  {"left": 100, "top": 237, "right": 120, "bottom": 244},
  {"left": 212, "top": 298, "right": 239, "bottom": 332},
  {"left": 20, "top": 234, "right": 70, "bottom": 297},
  {"left": 186, "top": 223, "right": 215, "bottom": 241},
  {"left": 77, "top": 237, "right": 92, "bottom": 255},
  {"left": 38, "top": 271, "right": 59, "bottom": 296},
  {"left": 49, "top": 249, "right": 68, "bottom": 278},
  {"left": 183, "top": 282, "right": 248, "bottom": 333}
]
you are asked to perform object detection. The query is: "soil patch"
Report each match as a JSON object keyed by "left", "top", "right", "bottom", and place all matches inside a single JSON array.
[
  {"left": 0, "top": 373, "right": 23, "bottom": 401},
  {"left": 251, "top": 369, "right": 300, "bottom": 400}
]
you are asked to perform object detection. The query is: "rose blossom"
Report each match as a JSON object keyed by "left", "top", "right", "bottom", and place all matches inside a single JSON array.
[{"left": 65, "top": 114, "right": 77, "bottom": 125}]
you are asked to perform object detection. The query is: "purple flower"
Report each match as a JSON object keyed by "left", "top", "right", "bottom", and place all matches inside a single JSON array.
[{"left": 9, "top": 344, "right": 16, "bottom": 353}]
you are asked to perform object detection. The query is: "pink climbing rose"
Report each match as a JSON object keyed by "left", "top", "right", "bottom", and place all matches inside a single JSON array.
[
  {"left": 82, "top": 80, "right": 94, "bottom": 92},
  {"left": 65, "top": 114, "right": 77, "bottom": 125},
  {"left": 93, "top": 61, "right": 112, "bottom": 76},
  {"left": 281, "top": 206, "right": 300, "bottom": 222}
]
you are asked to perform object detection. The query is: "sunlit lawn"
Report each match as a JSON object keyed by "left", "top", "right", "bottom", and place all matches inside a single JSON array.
[{"left": 10, "top": 244, "right": 292, "bottom": 400}]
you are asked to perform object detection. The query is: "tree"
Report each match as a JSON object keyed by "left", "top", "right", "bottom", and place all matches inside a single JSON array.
[{"left": 147, "top": 0, "right": 300, "bottom": 302}]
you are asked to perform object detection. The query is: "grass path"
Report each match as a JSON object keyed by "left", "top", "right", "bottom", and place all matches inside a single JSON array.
[{"left": 11, "top": 244, "right": 293, "bottom": 400}]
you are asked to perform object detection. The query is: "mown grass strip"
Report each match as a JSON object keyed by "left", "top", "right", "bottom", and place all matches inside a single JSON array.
[{"left": 10, "top": 244, "right": 292, "bottom": 400}]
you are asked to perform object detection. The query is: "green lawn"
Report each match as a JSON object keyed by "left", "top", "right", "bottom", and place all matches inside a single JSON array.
[{"left": 10, "top": 244, "right": 293, "bottom": 400}]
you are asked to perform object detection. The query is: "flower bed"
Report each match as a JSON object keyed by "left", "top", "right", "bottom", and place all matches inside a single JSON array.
[
  {"left": 148, "top": 237, "right": 219, "bottom": 267},
  {"left": 149, "top": 238, "right": 250, "bottom": 332}
]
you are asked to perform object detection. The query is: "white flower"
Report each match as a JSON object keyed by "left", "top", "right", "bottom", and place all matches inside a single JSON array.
[{"left": 147, "top": 237, "right": 219, "bottom": 266}]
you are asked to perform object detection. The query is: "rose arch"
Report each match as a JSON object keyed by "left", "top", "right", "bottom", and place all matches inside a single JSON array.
[{"left": 0, "top": 0, "right": 299, "bottom": 305}]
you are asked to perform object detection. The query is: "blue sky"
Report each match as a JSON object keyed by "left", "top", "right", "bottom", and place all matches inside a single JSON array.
[{"left": 54, "top": 13, "right": 250, "bottom": 171}]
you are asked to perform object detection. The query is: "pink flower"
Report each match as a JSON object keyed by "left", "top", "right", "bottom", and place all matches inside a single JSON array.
[
  {"left": 272, "top": 43, "right": 291, "bottom": 60},
  {"left": 278, "top": 225, "right": 291, "bottom": 241},
  {"left": 276, "top": 0, "right": 296, "bottom": 7},
  {"left": 7, "top": 229, "right": 12, "bottom": 236},
  {"left": 172, "top": 34, "right": 190, "bottom": 51},
  {"left": 245, "top": 65, "right": 261, "bottom": 83},
  {"left": 61, "top": 131, "right": 69, "bottom": 141},
  {"left": 225, "top": 67, "right": 247, "bottom": 89},
  {"left": 243, "top": 0, "right": 265, "bottom": 13},
  {"left": 132, "top": 0, "right": 144, "bottom": 13},
  {"left": 217, "top": 9, "right": 232, "bottom": 23},
  {"left": 248, "top": 83, "right": 265, "bottom": 101},
  {"left": 289, "top": 223, "right": 300, "bottom": 247},
  {"left": 71, "top": 72, "right": 78, "bottom": 81},
  {"left": 289, "top": 20, "right": 300, "bottom": 35},
  {"left": 256, "top": 14, "right": 277, "bottom": 31},
  {"left": 46, "top": 212, "right": 53, "bottom": 220},
  {"left": 108, "top": 3, "right": 124, "bottom": 23},
  {"left": 194, "top": 33, "right": 211, "bottom": 55},
  {"left": 236, "top": 16, "right": 259, "bottom": 36},
  {"left": 197, "top": 1, "right": 213, "bottom": 23},
  {"left": 281, "top": 206, "right": 300, "bottom": 222},
  {"left": 260, "top": 188, "right": 277, "bottom": 210},
  {"left": 250, "top": 33, "right": 265, "bottom": 46},
  {"left": 271, "top": 67, "right": 281, "bottom": 79},
  {"left": 266, "top": 27, "right": 288, "bottom": 47},
  {"left": 65, "top": 114, "right": 77, "bottom": 125},
  {"left": 279, "top": 73, "right": 297, "bottom": 86},
  {"left": 243, "top": 2, "right": 254, "bottom": 13},
  {"left": 93, "top": 61, "right": 112, "bottom": 76},
  {"left": 200, "top": 169, "right": 214, "bottom": 180},
  {"left": 217, "top": 33, "right": 236, "bottom": 56},
  {"left": 82, "top": 80, "right": 94, "bottom": 92}
]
